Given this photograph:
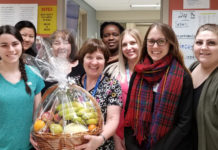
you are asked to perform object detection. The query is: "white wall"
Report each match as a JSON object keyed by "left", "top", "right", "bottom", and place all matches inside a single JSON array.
[
  {"left": 96, "top": 10, "right": 160, "bottom": 39},
  {"left": 96, "top": 10, "right": 160, "bottom": 22},
  {"left": 57, "top": 0, "right": 168, "bottom": 42}
]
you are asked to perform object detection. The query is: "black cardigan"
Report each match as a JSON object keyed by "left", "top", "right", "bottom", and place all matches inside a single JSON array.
[{"left": 124, "top": 71, "right": 194, "bottom": 150}]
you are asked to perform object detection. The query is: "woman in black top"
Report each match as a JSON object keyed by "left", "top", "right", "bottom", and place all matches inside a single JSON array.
[
  {"left": 42, "top": 30, "right": 84, "bottom": 94},
  {"left": 124, "top": 23, "right": 193, "bottom": 150},
  {"left": 190, "top": 24, "right": 218, "bottom": 150},
  {"left": 15, "top": 20, "right": 37, "bottom": 57}
]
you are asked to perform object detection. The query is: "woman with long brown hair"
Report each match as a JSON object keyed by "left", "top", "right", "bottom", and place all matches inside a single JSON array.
[
  {"left": 0, "top": 25, "right": 44, "bottom": 150},
  {"left": 124, "top": 23, "right": 193, "bottom": 150}
]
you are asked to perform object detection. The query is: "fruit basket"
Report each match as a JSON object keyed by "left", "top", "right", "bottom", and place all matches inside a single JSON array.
[{"left": 32, "top": 84, "right": 103, "bottom": 150}]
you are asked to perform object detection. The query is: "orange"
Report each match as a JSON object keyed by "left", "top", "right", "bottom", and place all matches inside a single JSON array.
[
  {"left": 88, "top": 124, "right": 97, "bottom": 131},
  {"left": 34, "top": 119, "right": 45, "bottom": 132}
]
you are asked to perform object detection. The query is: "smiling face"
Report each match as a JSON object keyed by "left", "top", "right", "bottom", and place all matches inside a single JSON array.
[
  {"left": 19, "top": 27, "right": 35, "bottom": 51},
  {"left": 121, "top": 33, "right": 139, "bottom": 63},
  {"left": 194, "top": 30, "right": 218, "bottom": 68},
  {"left": 102, "top": 25, "right": 120, "bottom": 55},
  {"left": 0, "top": 34, "right": 22, "bottom": 65},
  {"left": 52, "top": 37, "right": 71, "bottom": 59},
  {"left": 83, "top": 49, "right": 105, "bottom": 78},
  {"left": 146, "top": 27, "right": 170, "bottom": 62}
]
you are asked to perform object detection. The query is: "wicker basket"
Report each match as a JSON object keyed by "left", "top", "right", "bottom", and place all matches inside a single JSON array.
[{"left": 32, "top": 84, "right": 103, "bottom": 150}]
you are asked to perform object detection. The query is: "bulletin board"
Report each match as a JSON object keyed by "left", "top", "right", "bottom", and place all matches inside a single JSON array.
[
  {"left": 0, "top": 0, "right": 57, "bottom": 37},
  {"left": 172, "top": 10, "right": 218, "bottom": 67},
  {"left": 0, "top": 4, "right": 38, "bottom": 29}
]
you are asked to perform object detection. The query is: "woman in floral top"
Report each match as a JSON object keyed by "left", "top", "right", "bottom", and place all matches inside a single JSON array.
[{"left": 75, "top": 38, "right": 122, "bottom": 150}]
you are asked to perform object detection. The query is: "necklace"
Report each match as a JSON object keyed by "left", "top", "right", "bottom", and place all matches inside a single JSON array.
[{"left": 84, "top": 74, "right": 102, "bottom": 97}]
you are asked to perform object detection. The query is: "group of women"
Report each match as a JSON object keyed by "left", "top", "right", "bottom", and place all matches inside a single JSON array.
[{"left": 0, "top": 20, "right": 218, "bottom": 150}]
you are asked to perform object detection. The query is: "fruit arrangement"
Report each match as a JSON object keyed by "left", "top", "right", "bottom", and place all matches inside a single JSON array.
[
  {"left": 32, "top": 84, "right": 103, "bottom": 150},
  {"left": 33, "top": 100, "right": 100, "bottom": 134}
]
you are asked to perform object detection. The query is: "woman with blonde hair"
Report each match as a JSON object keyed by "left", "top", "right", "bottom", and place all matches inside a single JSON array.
[{"left": 105, "top": 28, "right": 142, "bottom": 150}]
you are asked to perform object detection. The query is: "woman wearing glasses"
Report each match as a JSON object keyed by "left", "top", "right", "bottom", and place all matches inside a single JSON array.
[{"left": 124, "top": 23, "right": 193, "bottom": 150}]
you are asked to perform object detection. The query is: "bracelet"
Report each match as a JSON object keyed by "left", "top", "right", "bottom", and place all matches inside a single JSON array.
[{"left": 100, "top": 134, "right": 106, "bottom": 145}]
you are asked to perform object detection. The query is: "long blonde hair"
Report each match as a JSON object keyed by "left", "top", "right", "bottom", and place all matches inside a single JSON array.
[{"left": 105, "top": 28, "right": 142, "bottom": 82}]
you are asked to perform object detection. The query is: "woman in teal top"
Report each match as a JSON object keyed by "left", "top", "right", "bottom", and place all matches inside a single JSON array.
[{"left": 0, "top": 25, "right": 44, "bottom": 150}]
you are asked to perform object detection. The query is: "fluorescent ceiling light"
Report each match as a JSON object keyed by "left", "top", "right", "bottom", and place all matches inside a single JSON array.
[{"left": 130, "top": 4, "right": 160, "bottom": 8}]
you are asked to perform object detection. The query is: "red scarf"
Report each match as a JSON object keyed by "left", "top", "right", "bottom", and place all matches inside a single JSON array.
[{"left": 125, "top": 54, "right": 184, "bottom": 148}]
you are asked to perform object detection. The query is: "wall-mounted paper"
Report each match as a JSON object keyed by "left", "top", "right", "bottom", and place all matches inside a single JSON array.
[
  {"left": 172, "top": 10, "right": 218, "bottom": 67},
  {"left": 183, "top": 0, "right": 209, "bottom": 9},
  {"left": 0, "top": 4, "right": 38, "bottom": 30}
]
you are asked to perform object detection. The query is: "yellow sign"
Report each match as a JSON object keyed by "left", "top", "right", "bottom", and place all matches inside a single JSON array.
[{"left": 38, "top": 6, "right": 57, "bottom": 35}]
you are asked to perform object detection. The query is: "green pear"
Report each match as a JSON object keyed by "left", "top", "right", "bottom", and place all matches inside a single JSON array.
[
  {"left": 58, "top": 107, "right": 75, "bottom": 116},
  {"left": 76, "top": 108, "right": 87, "bottom": 116},
  {"left": 86, "top": 118, "right": 98, "bottom": 125},
  {"left": 82, "top": 112, "right": 96, "bottom": 120},
  {"left": 49, "top": 123, "right": 63, "bottom": 134},
  {"left": 73, "top": 116, "right": 86, "bottom": 125},
  {"left": 71, "top": 101, "right": 83, "bottom": 108},
  {"left": 63, "top": 112, "right": 76, "bottom": 120}
]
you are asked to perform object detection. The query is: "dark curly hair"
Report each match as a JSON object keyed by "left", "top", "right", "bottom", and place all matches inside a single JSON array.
[{"left": 100, "top": 21, "right": 124, "bottom": 38}]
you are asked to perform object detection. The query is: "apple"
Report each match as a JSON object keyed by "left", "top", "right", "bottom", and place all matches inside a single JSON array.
[
  {"left": 53, "top": 113, "right": 61, "bottom": 122},
  {"left": 41, "top": 111, "right": 54, "bottom": 122}
]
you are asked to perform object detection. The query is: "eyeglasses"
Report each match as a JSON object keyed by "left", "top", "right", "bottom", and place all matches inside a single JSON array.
[{"left": 147, "top": 38, "right": 167, "bottom": 46}]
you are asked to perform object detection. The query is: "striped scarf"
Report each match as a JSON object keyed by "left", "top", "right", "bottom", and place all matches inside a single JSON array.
[{"left": 125, "top": 54, "right": 184, "bottom": 148}]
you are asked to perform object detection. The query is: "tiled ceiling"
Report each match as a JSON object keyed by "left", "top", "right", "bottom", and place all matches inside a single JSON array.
[{"left": 83, "top": 0, "right": 161, "bottom": 11}]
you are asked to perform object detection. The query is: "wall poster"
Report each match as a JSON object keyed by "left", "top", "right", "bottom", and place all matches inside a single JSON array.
[
  {"left": 0, "top": 4, "right": 38, "bottom": 29},
  {"left": 37, "top": 6, "right": 57, "bottom": 35},
  {"left": 172, "top": 10, "right": 218, "bottom": 67}
]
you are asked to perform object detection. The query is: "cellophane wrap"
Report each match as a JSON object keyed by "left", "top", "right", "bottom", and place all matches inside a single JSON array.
[
  {"left": 24, "top": 36, "right": 72, "bottom": 84},
  {"left": 30, "top": 37, "right": 103, "bottom": 149}
]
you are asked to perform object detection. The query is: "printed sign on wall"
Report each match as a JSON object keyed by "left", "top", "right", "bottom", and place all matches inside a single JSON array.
[
  {"left": 172, "top": 10, "right": 218, "bottom": 67},
  {"left": 38, "top": 6, "right": 57, "bottom": 34},
  {"left": 0, "top": 4, "right": 37, "bottom": 29}
]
